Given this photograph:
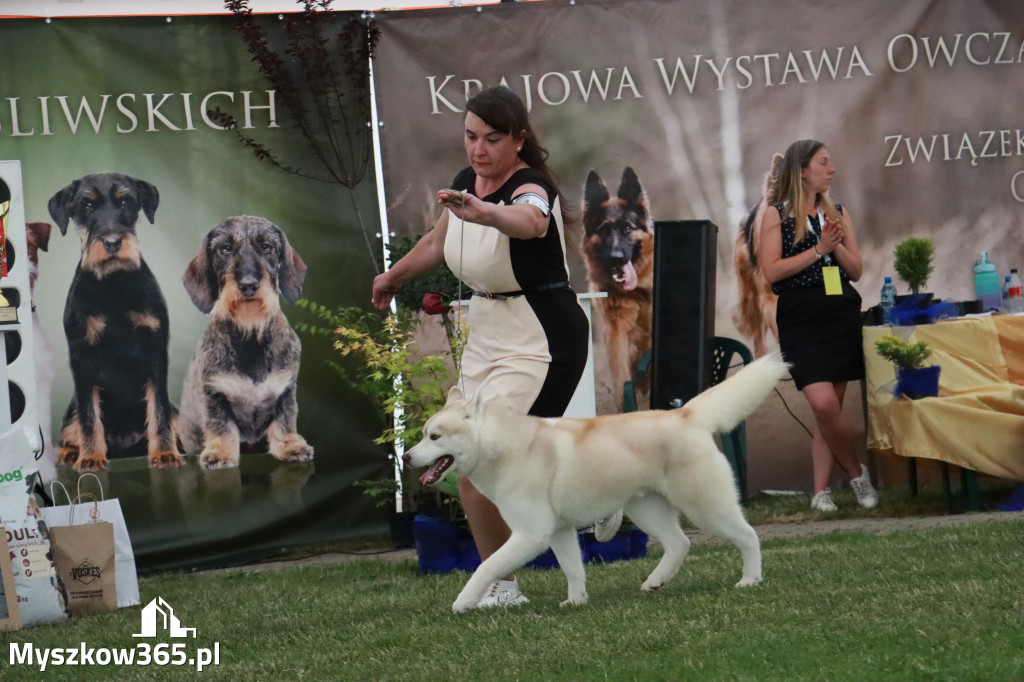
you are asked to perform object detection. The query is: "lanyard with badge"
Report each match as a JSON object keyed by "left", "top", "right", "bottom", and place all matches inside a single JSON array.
[{"left": 810, "top": 211, "right": 843, "bottom": 295}]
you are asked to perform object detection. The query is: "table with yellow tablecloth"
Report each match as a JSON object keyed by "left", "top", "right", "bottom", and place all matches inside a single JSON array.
[{"left": 863, "top": 315, "right": 1024, "bottom": 482}]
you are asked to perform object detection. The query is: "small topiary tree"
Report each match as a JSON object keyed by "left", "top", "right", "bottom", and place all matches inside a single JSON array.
[{"left": 893, "top": 237, "right": 935, "bottom": 294}]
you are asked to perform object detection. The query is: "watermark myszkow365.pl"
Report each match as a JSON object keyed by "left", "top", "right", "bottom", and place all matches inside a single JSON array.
[{"left": 8, "top": 597, "right": 221, "bottom": 673}]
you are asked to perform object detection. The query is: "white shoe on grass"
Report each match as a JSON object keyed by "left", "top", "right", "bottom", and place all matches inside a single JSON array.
[
  {"left": 811, "top": 488, "right": 838, "bottom": 512},
  {"left": 477, "top": 577, "right": 529, "bottom": 608},
  {"left": 851, "top": 464, "right": 879, "bottom": 509}
]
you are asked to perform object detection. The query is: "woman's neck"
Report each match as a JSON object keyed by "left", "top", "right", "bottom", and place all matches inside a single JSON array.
[{"left": 476, "top": 162, "right": 528, "bottom": 197}]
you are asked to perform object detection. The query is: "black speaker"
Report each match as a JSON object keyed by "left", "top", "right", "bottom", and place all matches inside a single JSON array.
[{"left": 650, "top": 220, "right": 717, "bottom": 409}]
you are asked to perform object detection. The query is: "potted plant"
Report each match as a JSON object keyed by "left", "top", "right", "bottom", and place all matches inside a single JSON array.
[
  {"left": 874, "top": 334, "right": 940, "bottom": 399},
  {"left": 293, "top": 297, "right": 463, "bottom": 546},
  {"left": 893, "top": 237, "right": 935, "bottom": 297}
]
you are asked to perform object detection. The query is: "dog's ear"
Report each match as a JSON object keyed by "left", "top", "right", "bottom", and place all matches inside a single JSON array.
[
  {"left": 465, "top": 392, "right": 486, "bottom": 421},
  {"left": 133, "top": 179, "right": 160, "bottom": 224},
  {"left": 47, "top": 181, "right": 79, "bottom": 235},
  {"left": 27, "top": 222, "right": 52, "bottom": 252},
  {"left": 182, "top": 235, "right": 218, "bottom": 314},
  {"left": 277, "top": 234, "right": 308, "bottom": 304},
  {"left": 617, "top": 167, "right": 645, "bottom": 204},
  {"left": 583, "top": 171, "right": 609, "bottom": 211}
]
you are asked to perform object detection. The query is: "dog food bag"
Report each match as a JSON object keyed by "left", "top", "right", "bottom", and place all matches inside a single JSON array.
[{"left": 0, "top": 466, "right": 69, "bottom": 627}]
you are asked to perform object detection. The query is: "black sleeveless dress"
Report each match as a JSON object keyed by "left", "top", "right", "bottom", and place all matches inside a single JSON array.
[{"left": 771, "top": 203, "right": 864, "bottom": 390}]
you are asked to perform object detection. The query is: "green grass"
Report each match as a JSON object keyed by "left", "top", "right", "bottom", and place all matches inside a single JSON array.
[{"left": 4, "top": 510, "right": 1022, "bottom": 681}]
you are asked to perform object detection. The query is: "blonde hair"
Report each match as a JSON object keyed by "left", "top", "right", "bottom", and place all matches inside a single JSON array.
[{"left": 775, "top": 140, "right": 840, "bottom": 243}]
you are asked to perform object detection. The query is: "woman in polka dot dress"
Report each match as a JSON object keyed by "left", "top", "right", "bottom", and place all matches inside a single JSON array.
[{"left": 757, "top": 139, "right": 878, "bottom": 512}]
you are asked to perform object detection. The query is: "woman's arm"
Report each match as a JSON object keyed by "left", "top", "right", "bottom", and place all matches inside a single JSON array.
[
  {"left": 438, "top": 182, "right": 550, "bottom": 240},
  {"left": 757, "top": 206, "right": 823, "bottom": 285},
  {"left": 371, "top": 211, "right": 449, "bottom": 310}
]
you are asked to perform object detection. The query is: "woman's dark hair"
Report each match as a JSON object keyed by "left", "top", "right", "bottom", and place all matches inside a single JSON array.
[{"left": 465, "top": 86, "right": 570, "bottom": 223}]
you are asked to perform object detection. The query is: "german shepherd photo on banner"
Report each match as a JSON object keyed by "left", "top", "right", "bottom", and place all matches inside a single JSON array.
[
  {"left": 580, "top": 167, "right": 654, "bottom": 411},
  {"left": 732, "top": 154, "right": 783, "bottom": 358}
]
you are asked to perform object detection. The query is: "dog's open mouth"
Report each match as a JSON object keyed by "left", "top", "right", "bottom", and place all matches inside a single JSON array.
[
  {"left": 419, "top": 455, "right": 454, "bottom": 486},
  {"left": 611, "top": 260, "right": 639, "bottom": 291}
]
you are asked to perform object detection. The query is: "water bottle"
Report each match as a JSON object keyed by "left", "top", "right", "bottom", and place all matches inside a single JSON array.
[
  {"left": 1001, "top": 275, "right": 1011, "bottom": 311},
  {"left": 973, "top": 251, "right": 1001, "bottom": 312},
  {"left": 1008, "top": 268, "right": 1023, "bottom": 313},
  {"left": 880, "top": 276, "right": 896, "bottom": 325}
]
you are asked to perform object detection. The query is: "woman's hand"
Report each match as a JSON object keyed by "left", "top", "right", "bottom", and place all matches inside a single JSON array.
[
  {"left": 437, "top": 190, "right": 483, "bottom": 223},
  {"left": 437, "top": 186, "right": 549, "bottom": 239},
  {"left": 371, "top": 271, "right": 400, "bottom": 310},
  {"left": 819, "top": 217, "right": 844, "bottom": 254}
]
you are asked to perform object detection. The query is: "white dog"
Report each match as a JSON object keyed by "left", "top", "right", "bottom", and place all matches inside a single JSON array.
[{"left": 405, "top": 352, "right": 788, "bottom": 613}]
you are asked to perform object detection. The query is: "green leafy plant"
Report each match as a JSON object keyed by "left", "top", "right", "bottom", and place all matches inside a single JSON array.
[
  {"left": 294, "top": 300, "right": 463, "bottom": 512},
  {"left": 874, "top": 334, "right": 932, "bottom": 370},
  {"left": 893, "top": 237, "right": 935, "bottom": 294}
]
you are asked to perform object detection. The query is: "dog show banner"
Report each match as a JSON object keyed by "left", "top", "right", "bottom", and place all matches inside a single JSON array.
[
  {"left": 0, "top": 13, "right": 390, "bottom": 571},
  {"left": 371, "top": 0, "right": 1024, "bottom": 490}
]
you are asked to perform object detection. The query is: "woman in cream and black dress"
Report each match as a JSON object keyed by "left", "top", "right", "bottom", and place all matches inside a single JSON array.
[
  {"left": 757, "top": 139, "right": 878, "bottom": 512},
  {"left": 372, "top": 86, "right": 589, "bottom": 607}
]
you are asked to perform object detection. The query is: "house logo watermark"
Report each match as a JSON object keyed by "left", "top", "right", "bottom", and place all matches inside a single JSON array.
[{"left": 134, "top": 597, "right": 197, "bottom": 638}]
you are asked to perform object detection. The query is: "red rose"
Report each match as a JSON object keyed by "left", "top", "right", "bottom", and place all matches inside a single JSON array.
[{"left": 422, "top": 292, "right": 451, "bottom": 315}]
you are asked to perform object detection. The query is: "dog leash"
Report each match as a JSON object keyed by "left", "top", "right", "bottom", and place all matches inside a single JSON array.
[{"left": 455, "top": 195, "right": 467, "bottom": 398}]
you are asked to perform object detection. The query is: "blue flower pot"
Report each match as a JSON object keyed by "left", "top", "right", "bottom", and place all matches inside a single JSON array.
[{"left": 895, "top": 365, "right": 941, "bottom": 399}]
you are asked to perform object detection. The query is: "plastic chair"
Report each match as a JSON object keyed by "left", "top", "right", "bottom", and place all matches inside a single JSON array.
[
  {"left": 621, "top": 337, "right": 754, "bottom": 504},
  {"left": 621, "top": 350, "right": 652, "bottom": 413},
  {"left": 711, "top": 337, "right": 754, "bottom": 505}
]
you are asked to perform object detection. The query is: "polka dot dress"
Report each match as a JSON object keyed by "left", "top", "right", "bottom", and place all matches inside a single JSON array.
[{"left": 769, "top": 203, "right": 865, "bottom": 389}]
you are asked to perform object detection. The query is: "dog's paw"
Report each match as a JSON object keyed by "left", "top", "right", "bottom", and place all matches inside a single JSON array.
[
  {"left": 57, "top": 447, "right": 80, "bottom": 468},
  {"left": 275, "top": 443, "right": 314, "bottom": 463},
  {"left": 74, "top": 454, "right": 108, "bottom": 472},
  {"left": 735, "top": 576, "right": 762, "bottom": 588},
  {"left": 451, "top": 596, "right": 480, "bottom": 614},
  {"left": 640, "top": 580, "right": 663, "bottom": 593},
  {"left": 558, "top": 592, "right": 588, "bottom": 608},
  {"left": 270, "top": 435, "right": 314, "bottom": 463},
  {"left": 149, "top": 450, "right": 185, "bottom": 469},
  {"left": 199, "top": 448, "right": 239, "bottom": 470}
]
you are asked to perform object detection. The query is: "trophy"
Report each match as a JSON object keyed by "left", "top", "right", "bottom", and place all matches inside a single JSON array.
[{"left": 0, "top": 187, "right": 16, "bottom": 324}]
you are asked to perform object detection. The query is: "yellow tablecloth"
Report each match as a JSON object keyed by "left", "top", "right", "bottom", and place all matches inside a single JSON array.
[{"left": 863, "top": 315, "right": 1024, "bottom": 481}]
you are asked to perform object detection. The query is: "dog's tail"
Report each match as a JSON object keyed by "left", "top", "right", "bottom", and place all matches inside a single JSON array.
[{"left": 681, "top": 351, "right": 788, "bottom": 434}]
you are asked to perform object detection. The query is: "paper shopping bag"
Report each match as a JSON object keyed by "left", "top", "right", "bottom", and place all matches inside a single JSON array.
[
  {"left": 0, "top": 529, "right": 22, "bottom": 630},
  {"left": 50, "top": 517, "right": 117, "bottom": 616},
  {"left": 42, "top": 475, "right": 140, "bottom": 608}
]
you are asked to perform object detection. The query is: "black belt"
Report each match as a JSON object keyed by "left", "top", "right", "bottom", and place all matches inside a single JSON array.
[{"left": 472, "top": 281, "right": 570, "bottom": 300}]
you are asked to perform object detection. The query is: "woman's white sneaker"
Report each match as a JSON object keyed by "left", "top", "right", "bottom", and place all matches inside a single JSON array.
[
  {"left": 851, "top": 464, "right": 879, "bottom": 508},
  {"left": 811, "top": 488, "right": 838, "bottom": 512},
  {"left": 593, "top": 509, "right": 624, "bottom": 542},
  {"left": 477, "top": 577, "right": 529, "bottom": 608}
]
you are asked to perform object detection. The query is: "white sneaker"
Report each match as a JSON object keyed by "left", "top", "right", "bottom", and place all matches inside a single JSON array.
[
  {"left": 593, "top": 509, "right": 624, "bottom": 543},
  {"left": 811, "top": 488, "right": 838, "bottom": 512},
  {"left": 477, "top": 577, "right": 529, "bottom": 608},
  {"left": 851, "top": 464, "right": 879, "bottom": 509}
]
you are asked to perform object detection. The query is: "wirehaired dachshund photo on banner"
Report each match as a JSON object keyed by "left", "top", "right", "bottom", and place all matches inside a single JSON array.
[
  {"left": 48, "top": 172, "right": 184, "bottom": 471},
  {"left": 179, "top": 215, "right": 313, "bottom": 470}
]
